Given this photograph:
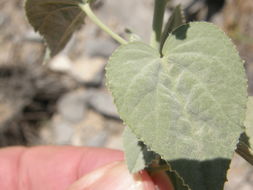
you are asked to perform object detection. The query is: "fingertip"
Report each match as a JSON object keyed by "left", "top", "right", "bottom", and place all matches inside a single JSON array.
[
  {"left": 138, "top": 170, "right": 157, "bottom": 190},
  {"left": 0, "top": 146, "right": 27, "bottom": 190},
  {"left": 68, "top": 161, "right": 156, "bottom": 190},
  {"left": 0, "top": 146, "right": 124, "bottom": 190},
  {"left": 150, "top": 171, "right": 175, "bottom": 190},
  {"left": 77, "top": 147, "right": 124, "bottom": 177}
]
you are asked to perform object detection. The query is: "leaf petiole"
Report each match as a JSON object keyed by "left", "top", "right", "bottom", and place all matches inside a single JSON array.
[
  {"left": 150, "top": 0, "right": 168, "bottom": 49},
  {"left": 79, "top": 3, "right": 127, "bottom": 45}
]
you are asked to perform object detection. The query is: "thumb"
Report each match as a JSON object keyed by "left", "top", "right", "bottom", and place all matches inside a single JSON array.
[{"left": 67, "top": 161, "right": 156, "bottom": 190}]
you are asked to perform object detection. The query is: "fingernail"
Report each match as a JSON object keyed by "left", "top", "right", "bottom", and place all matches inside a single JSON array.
[{"left": 68, "top": 161, "right": 155, "bottom": 190}]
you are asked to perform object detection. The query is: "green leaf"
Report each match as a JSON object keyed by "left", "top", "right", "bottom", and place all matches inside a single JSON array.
[
  {"left": 106, "top": 22, "right": 247, "bottom": 189},
  {"left": 168, "top": 159, "right": 231, "bottom": 190},
  {"left": 123, "top": 127, "right": 157, "bottom": 173},
  {"left": 245, "top": 96, "right": 253, "bottom": 147},
  {"left": 25, "top": 0, "right": 86, "bottom": 56},
  {"left": 160, "top": 5, "right": 185, "bottom": 53}
]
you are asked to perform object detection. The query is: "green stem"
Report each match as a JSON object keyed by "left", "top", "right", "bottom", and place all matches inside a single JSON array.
[
  {"left": 79, "top": 3, "right": 127, "bottom": 45},
  {"left": 150, "top": 0, "right": 168, "bottom": 48}
]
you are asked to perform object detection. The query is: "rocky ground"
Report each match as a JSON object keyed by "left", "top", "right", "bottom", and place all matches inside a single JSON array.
[{"left": 0, "top": 0, "right": 253, "bottom": 189}]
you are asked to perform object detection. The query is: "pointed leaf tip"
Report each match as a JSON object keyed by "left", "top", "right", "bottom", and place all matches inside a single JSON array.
[{"left": 25, "top": 0, "right": 86, "bottom": 56}]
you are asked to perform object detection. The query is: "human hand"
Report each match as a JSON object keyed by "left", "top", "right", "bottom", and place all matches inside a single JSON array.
[{"left": 0, "top": 146, "right": 174, "bottom": 190}]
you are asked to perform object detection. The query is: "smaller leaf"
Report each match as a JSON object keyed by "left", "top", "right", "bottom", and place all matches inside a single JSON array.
[
  {"left": 25, "top": 0, "right": 86, "bottom": 56},
  {"left": 160, "top": 5, "right": 185, "bottom": 53},
  {"left": 123, "top": 127, "right": 157, "bottom": 173}
]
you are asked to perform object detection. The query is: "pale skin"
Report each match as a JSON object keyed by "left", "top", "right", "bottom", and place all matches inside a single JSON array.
[{"left": 0, "top": 146, "right": 174, "bottom": 190}]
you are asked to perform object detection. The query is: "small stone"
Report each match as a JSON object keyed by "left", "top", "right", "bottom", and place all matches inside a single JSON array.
[
  {"left": 70, "top": 57, "right": 105, "bottom": 85},
  {"left": 105, "top": 119, "right": 124, "bottom": 135},
  {"left": 48, "top": 54, "right": 72, "bottom": 73},
  {"left": 24, "top": 30, "right": 43, "bottom": 42},
  {"left": 0, "top": 12, "right": 7, "bottom": 28},
  {"left": 87, "top": 89, "right": 120, "bottom": 120},
  {"left": 84, "top": 38, "right": 118, "bottom": 58},
  {"left": 85, "top": 130, "right": 108, "bottom": 147},
  {"left": 57, "top": 89, "right": 87, "bottom": 123},
  {"left": 105, "top": 135, "right": 123, "bottom": 150},
  {"left": 0, "top": 101, "right": 16, "bottom": 129},
  {"left": 51, "top": 114, "right": 75, "bottom": 145},
  {"left": 72, "top": 111, "right": 108, "bottom": 146}
]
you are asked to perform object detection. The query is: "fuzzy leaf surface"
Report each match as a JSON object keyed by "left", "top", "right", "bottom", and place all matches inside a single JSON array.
[
  {"left": 25, "top": 0, "right": 86, "bottom": 56},
  {"left": 107, "top": 22, "right": 247, "bottom": 189}
]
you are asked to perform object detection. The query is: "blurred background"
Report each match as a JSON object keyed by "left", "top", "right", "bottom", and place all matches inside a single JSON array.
[{"left": 0, "top": 0, "right": 253, "bottom": 189}]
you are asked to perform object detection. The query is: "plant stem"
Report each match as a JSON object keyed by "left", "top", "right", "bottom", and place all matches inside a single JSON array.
[
  {"left": 147, "top": 165, "right": 171, "bottom": 174},
  {"left": 79, "top": 3, "right": 127, "bottom": 45},
  {"left": 150, "top": 0, "right": 168, "bottom": 48},
  {"left": 236, "top": 141, "right": 253, "bottom": 165}
]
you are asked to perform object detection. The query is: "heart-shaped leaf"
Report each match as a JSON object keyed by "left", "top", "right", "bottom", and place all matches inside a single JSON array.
[
  {"left": 106, "top": 22, "right": 247, "bottom": 189},
  {"left": 25, "top": 0, "right": 86, "bottom": 56}
]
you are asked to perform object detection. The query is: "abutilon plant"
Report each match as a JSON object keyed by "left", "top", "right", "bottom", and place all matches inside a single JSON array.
[{"left": 24, "top": 0, "right": 253, "bottom": 189}]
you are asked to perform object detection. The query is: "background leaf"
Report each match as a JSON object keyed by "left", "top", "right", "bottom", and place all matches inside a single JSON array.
[
  {"left": 123, "top": 127, "right": 157, "bottom": 173},
  {"left": 106, "top": 22, "right": 248, "bottom": 190},
  {"left": 25, "top": 0, "right": 86, "bottom": 56},
  {"left": 160, "top": 5, "right": 185, "bottom": 53}
]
